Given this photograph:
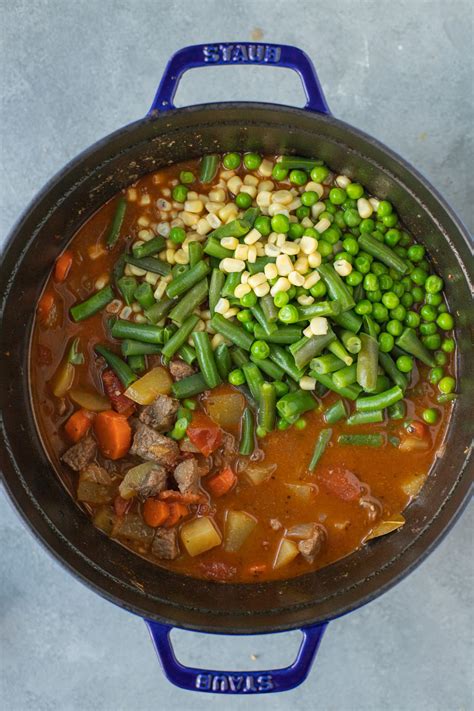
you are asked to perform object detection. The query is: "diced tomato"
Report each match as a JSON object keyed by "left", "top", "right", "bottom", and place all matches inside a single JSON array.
[
  {"left": 101, "top": 369, "right": 136, "bottom": 417},
  {"left": 319, "top": 467, "right": 363, "bottom": 502},
  {"left": 114, "top": 495, "right": 133, "bottom": 518},
  {"left": 186, "top": 411, "right": 223, "bottom": 456}
]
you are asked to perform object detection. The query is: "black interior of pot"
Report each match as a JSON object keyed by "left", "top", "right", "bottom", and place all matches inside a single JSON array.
[{"left": 1, "top": 104, "right": 472, "bottom": 633}]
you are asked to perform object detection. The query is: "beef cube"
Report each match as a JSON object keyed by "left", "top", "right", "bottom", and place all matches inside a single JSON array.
[
  {"left": 139, "top": 394, "right": 179, "bottom": 432},
  {"left": 179, "top": 438, "right": 201, "bottom": 454},
  {"left": 130, "top": 423, "right": 179, "bottom": 468},
  {"left": 173, "top": 458, "right": 200, "bottom": 495},
  {"left": 298, "top": 526, "right": 325, "bottom": 563},
  {"left": 212, "top": 432, "right": 236, "bottom": 469},
  {"left": 61, "top": 435, "right": 97, "bottom": 471},
  {"left": 151, "top": 527, "right": 179, "bottom": 560},
  {"left": 77, "top": 464, "right": 113, "bottom": 504},
  {"left": 119, "top": 462, "right": 168, "bottom": 500},
  {"left": 169, "top": 358, "right": 195, "bottom": 381},
  {"left": 115, "top": 514, "right": 155, "bottom": 546},
  {"left": 136, "top": 465, "right": 168, "bottom": 499}
]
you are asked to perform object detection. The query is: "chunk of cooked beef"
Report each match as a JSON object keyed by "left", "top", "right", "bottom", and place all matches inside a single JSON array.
[
  {"left": 151, "top": 527, "right": 179, "bottom": 560},
  {"left": 180, "top": 438, "right": 201, "bottom": 453},
  {"left": 212, "top": 432, "right": 236, "bottom": 469},
  {"left": 136, "top": 465, "right": 168, "bottom": 499},
  {"left": 119, "top": 462, "right": 168, "bottom": 500},
  {"left": 77, "top": 464, "right": 113, "bottom": 504},
  {"left": 173, "top": 458, "right": 200, "bottom": 495},
  {"left": 139, "top": 394, "right": 179, "bottom": 432},
  {"left": 298, "top": 526, "right": 325, "bottom": 563},
  {"left": 130, "top": 423, "right": 179, "bottom": 468},
  {"left": 61, "top": 434, "right": 97, "bottom": 471},
  {"left": 169, "top": 358, "right": 195, "bottom": 381}
]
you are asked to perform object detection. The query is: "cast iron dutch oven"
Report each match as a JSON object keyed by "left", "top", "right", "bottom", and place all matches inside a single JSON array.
[{"left": 1, "top": 43, "right": 472, "bottom": 694}]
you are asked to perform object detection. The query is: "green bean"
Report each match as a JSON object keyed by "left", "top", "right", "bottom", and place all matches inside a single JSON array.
[
  {"left": 379, "top": 352, "right": 409, "bottom": 391},
  {"left": 171, "top": 373, "right": 209, "bottom": 399},
  {"left": 188, "top": 241, "right": 203, "bottom": 268},
  {"left": 214, "top": 343, "right": 232, "bottom": 380},
  {"left": 308, "top": 428, "right": 333, "bottom": 471},
  {"left": 359, "top": 232, "right": 408, "bottom": 274},
  {"left": 112, "top": 253, "right": 126, "bottom": 286},
  {"left": 269, "top": 344, "right": 304, "bottom": 382},
  {"left": 250, "top": 355, "right": 284, "bottom": 380},
  {"left": 239, "top": 407, "right": 255, "bottom": 455},
  {"left": 363, "top": 315, "right": 378, "bottom": 340},
  {"left": 242, "top": 207, "right": 260, "bottom": 227},
  {"left": 222, "top": 272, "right": 241, "bottom": 298},
  {"left": 208, "top": 269, "right": 225, "bottom": 315},
  {"left": 395, "top": 328, "right": 436, "bottom": 367},
  {"left": 111, "top": 319, "right": 164, "bottom": 344},
  {"left": 192, "top": 332, "right": 222, "bottom": 388},
  {"left": 203, "top": 237, "right": 234, "bottom": 260},
  {"left": 124, "top": 254, "right": 171, "bottom": 276},
  {"left": 277, "top": 389, "right": 318, "bottom": 423},
  {"left": 253, "top": 324, "right": 302, "bottom": 344},
  {"left": 337, "top": 433, "right": 384, "bottom": 447},
  {"left": 387, "top": 401, "right": 406, "bottom": 419},
  {"left": 200, "top": 154, "right": 219, "bottom": 183},
  {"left": 208, "top": 218, "right": 250, "bottom": 240},
  {"left": 94, "top": 344, "right": 137, "bottom": 389},
  {"left": 162, "top": 324, "right": 177, "bottom": 343},
  {"left": 277, "top": 156, "right": 323, "bottom": 171},
  {"left": 70, "top": 285, "right": 114, "bottom": 322},
  {"left": 121, "top": 339, "right": 162, "bottom": 356},
  {"left": 134, "top": 282, "right": 155, "bottom": 309},
  {"left": 292, "top": 331, "right": 336, "bottom": 370},
  {"left": 211, "top": 313, "right": 254, "bottom": 350},
  {"left": 346, "top": 410, "right": 384, "bottom": 425},
  {"left": 247, "top": 257, "right": 276, "bottom": 275},
  {"left": 357, "top": 333, "right": 379, "bottom": 392},
  {"left": 161, "top": 314, "right": 199, "bottom": 361},
  {"left": 373, "top": 375, "right": 391, "bottom": 394},
  {"left": 324, "top": 399, "right": 349, "bottom": 424},
  {"left": 310, "top": 353, "right": 345, "bottom": 374},
  {"left": 333, "top": 364, "right": 357, "bottom": 389},
  {"left": 166, "top": 261, "right": 210, "bottom": 299},
  {"left": 169, "top": 279, "right": 208, "bottom": 325},
  {"left": 117, "top": 276, "right": 138, "bottom": 306},
  {"left": 231, "top": 347, "right": 249, "bottom": 368},
  {"left": 355, "top": 385, "right": 403, "bottom": 412},
  {"left": 310, "top": 372, "right": 362, "bottom": 400},
  {"left": 132, "top": 236, "right": 166, "bottom": 259},
  {"left": 178, "top": 343, "right": 197, "bottom": 365},
  {"left": 332, "top": 309, "right": 363, "bottom": 333},
  {"left": 296, "top": 300, "right": 342, "bottom": 322},
  {"left": 317, "top": 264, "right": 355, "bottom": 311},
  {"left": 340, "top": 330, "right": 362, "bottom": 354},
  {"left": 242, "top": 362, "right": 265, "bottom": 402},
  {"left": 260, "top": 294, "right": 279, "bottom": 323},
  {"left": 258, "top": 382, "right": 277, "bottom": 433},
  {"left": 106, "top": 197, "right": 127, "bottom": 248},
  {"left": 144, "top": 296, "right": 176, "bottom": 324},
  {"left": 250, "top": 304, "right": 277, "bottom": 336},
  {"left": 328, "top": 338, "right": 353, "bottom": 367},
  {"left": 128, "top": 354, "right": 146, "bottom": 373}
]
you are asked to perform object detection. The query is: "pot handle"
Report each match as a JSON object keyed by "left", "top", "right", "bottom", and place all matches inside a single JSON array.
[
  {"left": 145, "top": 620, "right": 327, "bottom": 694},
  {"left": 149, "top": 42, "right": 330, "bottom": 115}
]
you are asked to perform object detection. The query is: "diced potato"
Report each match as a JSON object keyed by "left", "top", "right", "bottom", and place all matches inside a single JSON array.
[
  {"left": 124, "top": 367, "right": 172, "bottom": 405},
  {"left": 399, "top": 437, "right": 429, "bottom": 453},
  {"left": 205, "top": 392, "right": 245, "bottom": 428},
  {"left": 224, "top": 510, "right": 257, "bottom": 552},
  {"left": 285, "top": 483, "right": 315, "bottom": 501},
  {"left": 93, "top": 506, "right": 117, "bottom": 535},
  {"left": 119, "top": 462, "right": 157, "bottom": 500},
  {"left": 180, "top": 516, "right": 222, "bottom": 557},
  {"left": 77, "top": 466, "right": 113, "bottom": 504},
  {"left": 273, "top": 538, "right": 300, "bottom": 569},
  {"left": 69, "top": 388, "right": 110, "bottom": 411},
  {"left": 114, "top": 514, "right": 155, "bottom": 544},
  {"left": 401, "top": 474, "right": 427, "bottom": 498},
  {"left": 244, "top": 463, "right": 276, "bottom": 486},
  {"left": 365, "top": 514, "right": 405, "bottom": 541}
]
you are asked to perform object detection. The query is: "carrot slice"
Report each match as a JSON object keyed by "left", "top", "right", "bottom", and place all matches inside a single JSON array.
[
  {"left": 37, "top": 292, "right": 55, "bottom": 323},
  {"left": 64, "top": 409, "right": 93, "bottom": 443},
  {"left": 94, "top": 409, "right": 132, "bottom": 460},
  {"left": 163, "top": 502, "right": 189, "bottom": 528},
  {"left": 143, "top": 498, "right": 170, "bottom": 527},
  {"left": 207, "top": 466, "right": 236, "bottom": 498},
  {"left": 159, "top": 490, "right": 205, "bottom": 504},
  {"left": 54, "top": 250, "right": 73, "bottom": 282}
]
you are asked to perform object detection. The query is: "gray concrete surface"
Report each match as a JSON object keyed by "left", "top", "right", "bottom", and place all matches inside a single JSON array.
[{"left": 1, "top": 1, "right": 473, "bottom": 709}]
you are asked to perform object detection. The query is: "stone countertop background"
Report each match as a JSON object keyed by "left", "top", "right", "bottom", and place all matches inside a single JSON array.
[{"left": 1, "top": 1, "right": 472, "bottom": 709}]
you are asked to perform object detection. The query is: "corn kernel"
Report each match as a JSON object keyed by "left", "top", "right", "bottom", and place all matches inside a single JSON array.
[
  {"left": 174, "top": 249, "right": 189, "bottom": 265},
  {"left": 258, "top": 180, "right": 274, "bottom": 192},
  {"left": 227, "top": 176, "right": 243, "bottom": 194},
  {"left": 234, "top": 244, "right": 249, "bottom": 261},
  {"left": 165, "top": 248, "right": 176, "bottom": 265},
  {"left": 127, "top": 188, "right": 137, "bottom": 202},
  {"left": 138, "top": 229, "right": 154, "bottom": 241},
  {"left": 215, "top": 298, "right": 230, "bottom": 315},
  {"left": 206, "top": 212, "right": 222, "bottom": 229},
  {"left": 369, "top": 197, "right": 380, "bottom": 211},
  {"left": 221, "top": 236, "right": 239, "bottom": 250},
  {"left": 304, "top": 271, "right": 321, "bottom": 289},
  {"left": 137, "top": 216, "right": 151, "bottom": 227},
  {"left": 301, "top": 217, "right": 313, "bottom": 229},
  {"left": 211, "top": 333, "right": 226, "bottom": 349},
  {"left": 254, "top": 282, "right": 270, "bottom": 297},
  {"left": 308, "top": 252, "right": 322, "bottom": 268},
  {"left": 181, "top": 212, "right": 199, "bottom": 227},
  {"left": 243, "top": 228, "right": 261, "bottom": 245},
  {"left": 220, "top": 258, "right": 246, "bottom": 273},
  {"left": 240, "top": 185, "right": 257, "bottom": 198},
  {"left": 139, "top": 194, "right": 151, "bottom": 206},
  {"left": 145, "top": 271, "right": 160, "bottom": 286},
  {"left": 243, "top": 175, "right": 259, "bottom": 186},
  {"left": 315, "top": 218, "right": 331, "bottom": 234},
  {"left": 276, "top": 254, "right": 293, "bottom": 276},
  {"left": 241, "top": 271, "right": 250, "bottom": 284},
  {"left": 234, "top": 283, "right": 251, "bottom": 299},
  {"left": 298, "top": 295, "right": 314, "bottom": 306},
  {"left": 255, "top": 242, "right": 265, "bottom": 256},
  {"left": 288, "top": 198, "right": 302, "bottom": 211},
  {"left": 357, "top": 198, "right": 373, "bottom": 219},
  {"left": 310, "top": 317, "right": 329, "bottom": 335},
  {"left": 206, "top": 201, "right": 225, "bottom": 214},
  {"left": 264, "top": 263, "right": 278, "bottom": 280},
  {"left": 258, "top": 159, "right": 274, "bottom": 177},
  {"left": 305, "top": 181, "right": 324, "bottom": 198},
  {"left": 276, "top": 233, "right": 286, "bottom": 247},
  {"left": 281, "top": 242, "right": 300, "bottom": 256},
  {"left": 270, "top": 277, "right": 291, "bottom": 296},
  {"left": 334, "top": 259, "right": 353, "bottom": 277},
  {"left": 248, "top": 272, "right": 267, "bottom": 288},
  {"left": 268, "top": 203, "right": 289, "bottom": 217},
  {"left": 303, "top": 325, "right": 313, "bottom": 338},
  {"left": 294, "top": 256, "right": 309, "bottom": 274},
  {"left": 209, "top": 188, "right": 226, "bottom": 202},
  {"left": 220, "top": 170, "right": 235, "bottom": 180},
  {"left": 265, "top": 243, "right": 281, "bottom": 257},
  {"left": 272, "top": 190, "right": 293, "bottom": 205},
  {"left": 256, "top": 191, "right": 272, "bottom": 208},
  {"left": 154, "top": 280, "right": 167, "bottom": 300},
  {"left": 129, "top": 265, "right": 147, "bottom": 277},
  {"left": 247, "top": 246, "right": 257, "bottom": 264},
  {"left": 311, "top": 202, "right": 326, "bottom": 219},
  {"left": 336, "top": 175, "right": 351, "bottom": 189},
  {"left": 288, "top": 271, "right": 305, "bottom": 286},
  {"left": 218, "top": 203, "right": 238, "bottom": 223},
  {"left": 299, "top": 376, "right": 316, "bottom": 391},
  {"left": 224, "top": 307, "right": 239, "bottom": 319},
  {"left": 196, "top": 218, "right": 212, "bottom": 235},
  {"left": 300, "top": 235, "right": 318, "bottom": 254}
]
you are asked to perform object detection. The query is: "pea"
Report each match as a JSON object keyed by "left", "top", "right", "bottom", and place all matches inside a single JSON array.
[
  {"left": 422, "top": 333, "right": 441, "bottom": 350},
  {"left": 412, "top": 286, "right": 424, "bottom": 303},
  {"left": 240, "top": 291, "right": 257, "bottom": 307},
  {"left": 278, "top": 304, "right": 299, "bottom": 324},
  {"left": 434, "top": 351, "right": 447, "bottom": 367},
  {"left": 382, "top": 291, "right": 399, "bottom": 309},
  {"left": 341, "top": 237, "right": 358, "bottom": 256},
  {"left": 425, "top": 292, "right": 442, "bottom": 307},
  {"left": 301, "top": 190, "right": 318, "bottom": 207},
  {"left": 296, "top": 206, "right": 310, "bottom": 220},
  {"left": 420, "top": 322, "right": 437, "bottom": 336},
  {"left": 271, "top": 214, "right": 290, "bottom": 233},
  {"left": 390, "top": 305, "right": 407, "bottom": 322},
  {"left": 251, "top": 340, "right": 271, "bottom": 360},
  {"left": 422, "top": 408, "right": 439, "bottom": 425},
  {"left": 235, "top": 192, "right": 252, "bottom": 209},
  {"left": 425, "top": 274, "right": 444, "bottom": 293},
  {"left": 429, "top": 367, "right": 444, "bottom": 384},
  {"left": 374, "top": 226, "right": 386, "bottom": 238},
  {"left": 405, "top": 311, "right": 421, "bottom": 328},
  {"left": 223, "top": 152, "right": 241, "bottom": 170},
  {"left": 337, "top": 251, "right": 353, "bottom": 265},
  {"left": 441, "top": 337, "right": 455, "bottom": 353},
  {"left": 383, "top": 214, "right": 398, "bottom": 228},
  {"left": 243, "top": 321, "right": 256, "bottom": 333},
  {"left": 377, "top": 200, "right": 393, "bottom": 217},
  {"left": 277, "top": 417, "right": 291, "bottom": 431},
  {"left": 438, "top": 376, "right": 455, "bottom": 394},
  {"left": 237, "top": 309, "right": 253, "bottom": 323},
  {"left": 320, "top": 210, "right": 335, "bottom": 222},
  {"left": 273, "top": 380, "right": 289, "bottom": 397},
  {"left": 371, "top": 262, "right": 388, "bottom": 277},
  {"left": 310, "top": 282, "right": 327, "bottom": 299},
  {"left": 329, "top": 187, "right": 346, "bottom": 205},
  {"left": 355, "top": 299, "right": 373, "bottom": 315},
  {"left": 318, "top": 240, "right": 333, "bottom": 257},
  {"left": 372, "top": 303, "right": 388, "bottom": 322},
  {"left": 396, "top": 355, "right": 414, "bottom": 373},
  {"left": 379, "top": 274, "right": 394, "bottom": 291},
  {"left": 346, "top": 270, "right": 363, "bottom": 287},
  {"left": 288, "top": 223, "right": 304, "bottom": 240},
  {"left": 407, "top": 244, "right": 425, "bottom": 262},
  {"left": 272, "top": 291, "right": 288, "bottom": 309},
  {"left": 385, "top": 229, "right": 401, "bottom": 247},
  {"left": 346, "top": 183, "right": 364, "bottom": 200},
  {"left": 367, "top": 289, "right": 382, "bottom": 303},
  {"left": 399, "top": 231, "right": 412, "bottom": 248},
  {"left": 420, "top": 304, "right": 437, "bottom": 322},
  {"left": 320, "top": 227, "right": 340, "bottom": 246},
  {"left": 179, "top": 170, "right": 195, "bottom": 184},
  {"left": 355, "top": 255, "right": 371, "bottom": 274},
  {"left": 359, "top": 218, "right": 375, "bottom": 233},
  {"left": 437, "top": 312, "right": 454, "bottom": 330},
  {"left": 272, "top": 164, "right": 288, "bottom": 181},
  {"left": 254, "top": 215, "right": 271, "bottom": 236},
  {"left": 387, "top": 319, "right": 403, "bottom": 337},
  {"left": 287, "top": 286, "right": 297, "bottom": 300},
  {"left": 169, "top": 226, "right": 186, "bottom": 244},
  {"left": 378, "top": 332, "right": 395, "bottom": 352},
  {"left": 394, "top": 246, "right": 408, "bottom": 259},
  {"left": 172, "top": 184, "right": 188, "bottom": 202},
  {"left": 343, "top": 208, "right": 361, "bottom": 227},
  {"left": 243, "top": 153, "right": 262, "bottom": 170},
  {"left": 310, "top": 165, "right": 329, "bottom": 183},
  {"left": 294, "top": 418, "right": 307, "bottom": 430},
  {"left": 400, "top": 292, "right": 414, "bottom": 309},
  {"left": 363, "top": 273, "right": 378, "bottom": 292},
  {"left": 289, "top": 169, "right": 307, "bottom": 186}
]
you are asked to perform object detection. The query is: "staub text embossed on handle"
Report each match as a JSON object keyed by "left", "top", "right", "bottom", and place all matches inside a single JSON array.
[
  {"left": 202, "top": 43, "right": 282, "bottom": 64},
  {"left": 195, "top": 672, "right": 274, "bottom": 693}
]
